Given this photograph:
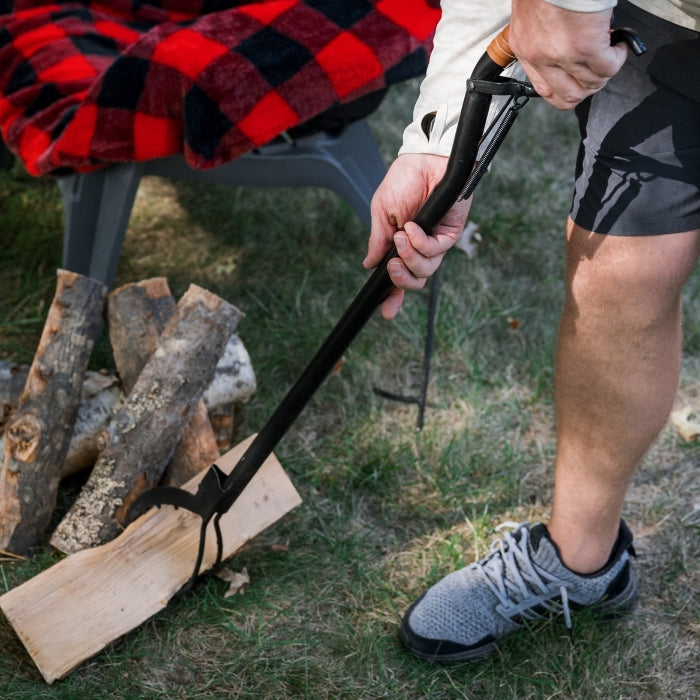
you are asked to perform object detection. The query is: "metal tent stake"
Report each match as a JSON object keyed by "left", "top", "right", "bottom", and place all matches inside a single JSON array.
[{"left": 373, "top": 86, "right": 533, "bottom": 429}]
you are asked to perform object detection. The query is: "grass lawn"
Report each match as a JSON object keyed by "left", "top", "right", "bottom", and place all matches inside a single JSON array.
[{"left": 1, "top": 78, "right": 698, "bottom": 699}]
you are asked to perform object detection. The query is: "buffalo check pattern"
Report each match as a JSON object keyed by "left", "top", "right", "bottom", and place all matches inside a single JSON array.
[{"left": 0, "top": 0, "right": 440, "bottom": 175}]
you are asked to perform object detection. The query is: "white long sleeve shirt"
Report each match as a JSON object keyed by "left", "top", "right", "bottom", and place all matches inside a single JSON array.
[
  {"left": 399, "top": 0, "right": 699, "bottom": 157},
  {"left": 554, "top": 1, "right": 698, "bottom": 28}
]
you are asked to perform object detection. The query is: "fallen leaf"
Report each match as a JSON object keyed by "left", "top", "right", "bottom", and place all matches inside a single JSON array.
[
  {"left": 216, "top": 566, "right": 250, "bottom": 597},
  {"left": 212, "top": 256, "right": 238, "bottom": 277},
  {"left": 670, "top": 406, "right": 700, "bottom": 442},
  {"left": 455, "top": 222, "right": 482, "bottom": 259}
]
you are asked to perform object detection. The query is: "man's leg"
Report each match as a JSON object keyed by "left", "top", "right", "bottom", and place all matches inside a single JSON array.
[
  {"left": 548, "top": 221, "right": 700, "bottom": 574},
  {"left": 398, "top": 222, "right": 698, "bottom": 663}
]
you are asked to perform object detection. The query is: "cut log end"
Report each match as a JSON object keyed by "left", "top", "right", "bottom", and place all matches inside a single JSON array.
[{"left": 4, "top": 412, "right": 43, "bottom": 463}]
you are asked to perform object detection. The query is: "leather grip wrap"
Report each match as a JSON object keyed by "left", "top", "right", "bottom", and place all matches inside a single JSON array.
[{"left": 486, "top": 25, "right": 516, "bottom": 69}]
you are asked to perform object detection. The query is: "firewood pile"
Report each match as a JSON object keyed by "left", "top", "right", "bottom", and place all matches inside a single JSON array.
[{"left": 0, "top": 271, "right": 257, "bottom": 557}]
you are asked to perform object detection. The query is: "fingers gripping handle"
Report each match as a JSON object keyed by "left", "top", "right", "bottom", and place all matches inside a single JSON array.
[{"left": 486, "top": 22, "right": 646, "bottom": 71}]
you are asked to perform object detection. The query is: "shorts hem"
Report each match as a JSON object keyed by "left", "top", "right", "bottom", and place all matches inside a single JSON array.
[{"left": 570, "top": 213, "right": 700, "bottom": 236}]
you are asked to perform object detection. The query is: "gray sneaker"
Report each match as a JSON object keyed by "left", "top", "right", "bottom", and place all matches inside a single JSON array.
[{"left": 400, "top": 520, "right": 638, "bottom": 663}]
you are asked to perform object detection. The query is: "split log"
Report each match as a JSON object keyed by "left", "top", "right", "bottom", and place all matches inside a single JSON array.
[
  {"left": 0, "top": 435, "right": 301, "bottom": 684},
  {"left": 50, "top": 284, "right": 242, "bottom": 554},
  {"left": 0, "top": 270, "right": 108, "bottom": 554},
  {"left": 106, "top": 277, "right": 176, "bottom": 391},
  {"left": 161, "top": 399, "right": 221, "bottom": 486},
  {"left": 107, "top": 278, "right": 220, "bottom": 486}
]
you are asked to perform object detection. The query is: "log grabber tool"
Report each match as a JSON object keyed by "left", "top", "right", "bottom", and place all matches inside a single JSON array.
[{"left": 127, "top": 25, "right": 645, "bottom": 591}]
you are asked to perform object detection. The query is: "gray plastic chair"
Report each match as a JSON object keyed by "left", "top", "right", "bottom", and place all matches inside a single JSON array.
[{"left": 57, "top": 117, "right": 386, "bottom": 288}]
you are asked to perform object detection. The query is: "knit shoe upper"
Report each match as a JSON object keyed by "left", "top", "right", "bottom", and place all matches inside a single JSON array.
[{"left": 400, "top": 520, "right": 638, "bottom": 663}]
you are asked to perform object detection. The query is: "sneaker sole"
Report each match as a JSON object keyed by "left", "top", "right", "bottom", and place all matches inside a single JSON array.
[{"left": 398, "top": 627, "right": 498, "bottom": 664}]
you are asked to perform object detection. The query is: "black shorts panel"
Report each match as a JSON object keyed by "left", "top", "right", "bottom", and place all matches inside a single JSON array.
[{"left": 570, "top": 1, "right": 700, "bottom": 235}]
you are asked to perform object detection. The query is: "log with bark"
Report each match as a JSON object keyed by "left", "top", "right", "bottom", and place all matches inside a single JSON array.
[
  {"left": 0, "top": 270, "right": 108, "bottom": 555},
  {"left": 61, "top": 371, "right": 120, "bottom": 476},
  {"left": 107, "top": 277, "right": 221, "bottom": 486},
  {"left": 50, "top": 284, "right": 242, "bottom": 554}
]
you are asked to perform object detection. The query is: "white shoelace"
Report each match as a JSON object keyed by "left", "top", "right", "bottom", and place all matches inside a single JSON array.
[{"left": 476, "top": 523, "right": 573, "bottom": 629}]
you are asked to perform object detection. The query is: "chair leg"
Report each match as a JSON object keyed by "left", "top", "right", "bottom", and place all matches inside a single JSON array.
[{"left": 57, "top": 163, "right": 143, "bottom": 287}]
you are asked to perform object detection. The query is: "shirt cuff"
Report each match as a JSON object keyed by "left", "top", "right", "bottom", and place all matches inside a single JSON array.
[{"left": 544, "top": 0, "right": 617, "bottom": 11}]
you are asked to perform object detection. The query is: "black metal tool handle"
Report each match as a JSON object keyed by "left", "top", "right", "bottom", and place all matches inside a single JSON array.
[
  {"left": 129, "top": 27, "right": 515, "bottom": 510},
  {"left": 611, "top": 27, "right": 647, "bottom": 55}
]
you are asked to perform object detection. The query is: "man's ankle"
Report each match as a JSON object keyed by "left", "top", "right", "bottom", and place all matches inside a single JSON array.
[{"left": 545, "top": 518, "right": 623, "bottom": 575}]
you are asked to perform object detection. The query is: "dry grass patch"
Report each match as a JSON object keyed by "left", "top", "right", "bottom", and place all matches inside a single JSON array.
[{"left": 120, "top": 178, "right": 234, "bottom": 285}]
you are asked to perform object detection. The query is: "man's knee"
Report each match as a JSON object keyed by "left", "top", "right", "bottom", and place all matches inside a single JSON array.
[{"left": 563, "top": 222, "right": 700, "bottom": 325}]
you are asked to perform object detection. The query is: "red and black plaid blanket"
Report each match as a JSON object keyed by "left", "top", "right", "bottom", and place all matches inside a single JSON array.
[{"left": 0, "top": 0, "right": 440, "bottom": 175}]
